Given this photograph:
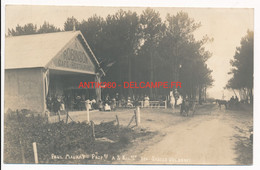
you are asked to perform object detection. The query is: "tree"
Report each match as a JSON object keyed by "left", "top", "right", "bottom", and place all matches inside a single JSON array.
[
  {"left": 102, "top": 10, "right": 141, "bottom": 96},
  {"left": 37, "top": 21, "right": 61, "bottom": 33},
  {"left": 79, "top": 15, "right": 106, "bottom": 61},
  {"left": 8, "top": 23, "right": 37, "bottom": 36},
  {"left": 7, "top": 22, "right": 60, "bottom": 36},
  {"left": 163, "top": 11, "right": 213, "bottom": 105},
  {"left": 64, "top": 17, "right": 80, "bottom": 31},
  {"left": 227, "top": 30, "right": 253, "bottom": 104},
  {"left": 6, "top": 9, "right": 214, "bottom": 101},
  {"left": 138, "top": 8, "right": 165, "bottom": 97}
]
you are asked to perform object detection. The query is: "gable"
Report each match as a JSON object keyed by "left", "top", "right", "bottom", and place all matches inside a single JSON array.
[
  {"left": 47, "top": 37, "right": 96, "bottom": 74},
  {"left": 5, "top": 31, "right": 80, "bottom": 69}
]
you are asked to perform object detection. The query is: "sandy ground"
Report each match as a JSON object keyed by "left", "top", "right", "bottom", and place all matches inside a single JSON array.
[
  {"left": 134, "top": 108, "right": 237, "bottom": 165},
  {"left": 61, "top": 103, "right": 253, "bottom": 165},
  {"left": 113, "top": 104, "right": 253, "bottom": 165}
]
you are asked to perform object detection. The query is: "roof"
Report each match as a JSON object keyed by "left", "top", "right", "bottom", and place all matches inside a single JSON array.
[{"left": 5, "top": 31, "right": 101, "bottom": 70}]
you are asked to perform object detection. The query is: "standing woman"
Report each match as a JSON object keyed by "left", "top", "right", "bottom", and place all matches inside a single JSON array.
[
  {"left": 169, "top": 91, "right": 175, "bottom": 109},
  {"left": 144, "top": 95, "right": 150, "bottom": 107}
]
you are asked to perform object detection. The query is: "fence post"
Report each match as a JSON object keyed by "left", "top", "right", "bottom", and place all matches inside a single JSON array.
[
  {"left": 19, "top": 139, "right": 25, "bottom": 163},
  {"left": 32, "top": 142, "right": 38, "bottom": 164},
  {"left": 116, "top": 115, "right": 120, "bottom": 128},
  {"left": 16, "top": 110, "right": 25, "bottom": 163},
  {"left": 86, "top": 100, "right": 90, "bottom": 123},
  {"left": 136, "top": 106, "right": 141, "bottom": 126},
  {"left": 90, "top": 121, "right": 95, "bottom": 140},
  {"left": 65, "top": 110, "right": 69, "bottom": 124}
]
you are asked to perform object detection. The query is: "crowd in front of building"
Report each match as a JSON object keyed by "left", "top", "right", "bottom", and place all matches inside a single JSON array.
[{"left": 46, "top": 92, "right": 167, "bottom": 116}]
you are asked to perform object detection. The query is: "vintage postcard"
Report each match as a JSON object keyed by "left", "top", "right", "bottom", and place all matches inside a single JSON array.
[{"left": 2, "top": 2, "right": 255, "bottom": 167}]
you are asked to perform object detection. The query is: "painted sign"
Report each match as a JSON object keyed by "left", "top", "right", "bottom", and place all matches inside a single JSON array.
[{"left": 49, "top": 38, "right": 96, "bottom": 74}]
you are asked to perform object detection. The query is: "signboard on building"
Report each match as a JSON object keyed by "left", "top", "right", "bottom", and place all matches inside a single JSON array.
[{"left": 48, "top": 37, "right": 96, "bottom": 74}]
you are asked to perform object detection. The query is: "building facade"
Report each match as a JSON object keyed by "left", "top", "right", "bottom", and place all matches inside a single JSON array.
[{"left": 5, "top": 31, "right": 104, "bottom": 116}]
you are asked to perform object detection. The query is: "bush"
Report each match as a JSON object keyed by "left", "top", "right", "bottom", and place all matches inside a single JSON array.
[{"left": 4, "top": 112, "right": 94, "bottom": 163}]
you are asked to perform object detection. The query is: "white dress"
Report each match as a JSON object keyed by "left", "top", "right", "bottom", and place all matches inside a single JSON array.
[
  {"left": 85, "top": 100, "right": 92, "bottom": 110},
  {"left": 144, "top": 96, "right": 150, "bottom": 107},
  {"left": 170, "top": 91, "right": 175, "bottom": 108},
  {"left": 104, "top": 104, "right": 111, "bottom": 111}
]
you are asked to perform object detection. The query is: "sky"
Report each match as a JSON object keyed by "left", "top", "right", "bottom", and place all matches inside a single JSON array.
[{"left": 5, "top": 6, "right": 254, "bottom": 99}]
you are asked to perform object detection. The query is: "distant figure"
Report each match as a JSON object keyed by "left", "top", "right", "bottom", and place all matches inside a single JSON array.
[
  {"left": 180, "top": 98, "right": 190, "bottom": 116},
  {"left": 98, "top": 100, "right": 103, "bottom": 111},
  {"left": 85, "top": 99, "right": 91, "bottom": 110},
  {"left": 169, "top": 91, "right": 175, "bottom": 109},
  {"left": 133, "top": 97, "right": 139, "bottom": 107},
  {"left": 53, "top": 96, "right": 61, "bottom": 121},
  {"left": 59, "top": 96, "right": 66, "bottom": 115},
  {"left": 144, "top": 95, "right": 150, "bottom": 107},
  {"left": 115, "top": 93, "right": 119, "bottom": 106},
  {"left": 105, "top": 95, "right": 110, "bottom": 103},
  {"left": 235, "top": 96, "right": 239, "bottom": 103},
  {"left": 126, "top": 97, "right": 133, "bottom": 107},
  {"left": 46, "top": 96, "right": 53, "bottom": 112},
  {"left": 104, "top": 103, "right": 111, "bottom": 111},
  {"left": 91, "top": 98, "right": 97, "bottom": 109},
  {"left": 75, "top": 95, "right": 82, "bottom": 110},
  {"left": 111, "top": 98, "right": 117, "bottom": 111},
  {"left": 53, "top": 96, "right": 61, "bottom": 114}
]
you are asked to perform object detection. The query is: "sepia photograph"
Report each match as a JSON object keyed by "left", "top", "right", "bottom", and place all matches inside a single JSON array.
[{"left": 2, "top": 1, "right": 256, "bottom": 167}]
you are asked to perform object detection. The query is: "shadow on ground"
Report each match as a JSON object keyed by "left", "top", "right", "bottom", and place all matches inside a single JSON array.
[{"left": 233, "top": 134, "right": 253, "bottom": 165}]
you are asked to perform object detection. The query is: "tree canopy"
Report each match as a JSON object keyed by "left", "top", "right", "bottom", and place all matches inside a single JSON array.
[
  {"left": 7, "top": 8, "right": 214, "bottom": 102},
  {"left": 8, "top": 22, "right": 60, "bottom": 36},
  {"left": 227, "top": 30, "right": 253, "bottom": 103}
]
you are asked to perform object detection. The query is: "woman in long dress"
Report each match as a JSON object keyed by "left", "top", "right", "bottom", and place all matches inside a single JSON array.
[
  {"left": 144, "top": 95, "right": 150, "bottom": 107},
  {"left": 169, "top": 91, "right": 175, "bottom": 109}
]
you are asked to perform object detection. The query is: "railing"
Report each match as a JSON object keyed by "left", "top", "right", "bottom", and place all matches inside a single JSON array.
[{"left": 140, "top": 100, "right": 167, "bottom": 109}]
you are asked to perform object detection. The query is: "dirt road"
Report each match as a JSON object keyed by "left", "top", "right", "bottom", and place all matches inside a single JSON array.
[
  {"left": 138, "top": 109, "right": 236, "bottom": 164},
  {"left": 114, "top": 104, "right": 253, "bottom": 165},
  {"left": 63, "top": 103, "right": 252, "bottom": 165}
]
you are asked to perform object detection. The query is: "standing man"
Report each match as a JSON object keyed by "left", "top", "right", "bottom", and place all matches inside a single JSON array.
[{"left": 53, "top": 95, "right": 61, "bottom": 121}]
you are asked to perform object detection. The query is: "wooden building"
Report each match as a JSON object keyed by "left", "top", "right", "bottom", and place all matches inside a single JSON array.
[{"left": 5, "top": 31, "right": 104, "bottom": 116}]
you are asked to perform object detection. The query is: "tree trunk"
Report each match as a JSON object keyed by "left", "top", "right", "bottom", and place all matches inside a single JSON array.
[
  {"left": 198, "top": 85, "right": 202, "bottom": 105},
  {"left": 128, "top": 55, "right": 132, "bottom": 97},
  {"left": 149, "top": 51, "right": 154, "bottom": 98},
  {"left": 204, "top": 87, "right": 207, "bottom": 102},
  {"left": 119, "top": 58, "right": 123, "bottom": 96}
]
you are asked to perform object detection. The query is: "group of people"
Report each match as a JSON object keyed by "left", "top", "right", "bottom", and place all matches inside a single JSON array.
[
  {"left": 46, "top": 95, "right": 66, "bottom": 116},
  {"left": 46, "top": 94, "right": 97, "bottom": 116},
  {"left": 98, "top": 94, "right": 166, "bottom": 109},
  {"left": 46, "top": 92, "right": 168, "bottom": 115},
  {"left": 228, "top": 96, "right": 239, "bottom": 109}
]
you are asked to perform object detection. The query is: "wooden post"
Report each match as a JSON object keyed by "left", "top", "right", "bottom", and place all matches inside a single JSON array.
[
  {"left": 58, "top": 111, "right": 61, "bottom": 122},
  {"left": 86, "top": 100, "right": 90, "bottom": 123},
  {"left": 66, "top": 111, "right": 69, "bottom": 124},
  {"left": 19, "top": 139, "right": 25, "bottom": 163},
  {"left": 90, "top": 121, "right": 95, "bottom": 140},
  {"left": 17, "top": 110, "right": 25, "bottom": 163},
  {"left": 116, "top": 115, "right": 120, "bottom": 127},
  {"left": 32, "top": 142, "right": 38, "bottom": 164},
  {"left": 136, "top": 106, "right": 141, "bottom": 126},
  {"left": 45, "top": 111, "right": 50, "bottom": 124},
  {"left": 127, "top": 115, "right": 135, "bottom": 127}
]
